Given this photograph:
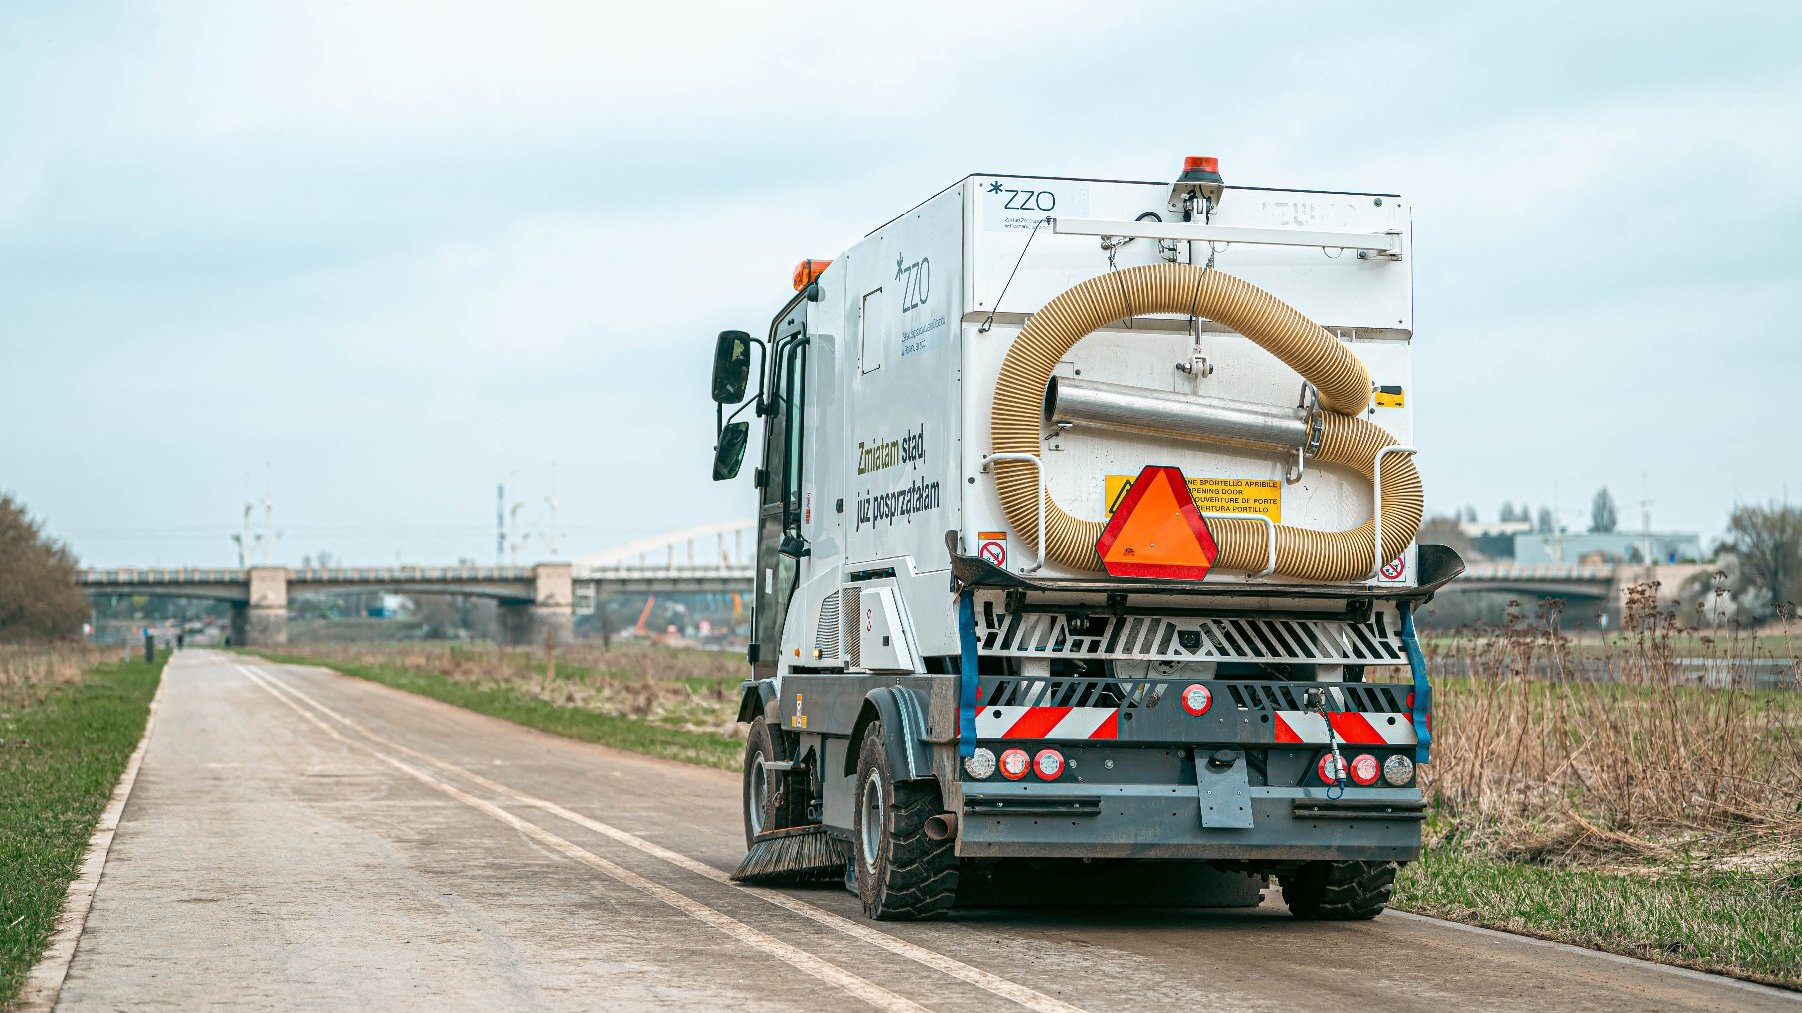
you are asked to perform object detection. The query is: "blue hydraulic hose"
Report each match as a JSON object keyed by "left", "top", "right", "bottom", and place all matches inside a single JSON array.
[
  {"left": 1399, "top": 601, "right": 1432, "bottom": 764},
  {"left": 957, "top": 591, "right": 978, "bottom": 758}
]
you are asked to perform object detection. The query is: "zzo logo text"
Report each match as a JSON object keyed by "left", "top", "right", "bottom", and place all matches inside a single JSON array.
[
  {"left": 1002, "top": 188, "right": 1057, "bottom": 212},
  {"left": 896, "top": 255, "right": 931, "bottom": 313}
]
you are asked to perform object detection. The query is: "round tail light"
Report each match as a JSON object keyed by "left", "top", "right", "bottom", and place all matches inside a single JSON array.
[
  {"left": 1383, "top": 754, "right": 1415, "bottom": 786},
  {"left": 1033, "top": 749, "right": 1065, "bottom": 780},
  {"left": 1180, "top": 683, "right": 1213, "bottom": 716},
  {"left": 1316, "top": 753, "right": 1347, "bottom": 784},
  {"left": 963, "top": 747, "right": 997, "bottom": 779},
  {"left": 1348, "top": 753, "right": 1380, "bottom": 786},
  {"left": 999, "top": 748, "right": 1031, "bottom": 780}
]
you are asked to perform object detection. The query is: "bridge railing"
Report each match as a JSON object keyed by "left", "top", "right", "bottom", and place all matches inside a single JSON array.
[
  {"left": 81, "top": 567, "right": 246, "bottom": 585},
  {"left": 289, "top": 565, "right": 536, "bottom": 583},
  {"left": 81, "top": 563, "right": 755, "bottom": 588},
  {"left": 576, "top": 564, "right": 754, "bottom": 580}
]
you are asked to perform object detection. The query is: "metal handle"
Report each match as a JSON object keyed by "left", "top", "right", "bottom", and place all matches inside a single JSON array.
[
  {"left": 1371, "top": 445, "right": 1419, "bottom": 581},
  {"left": 979, "top": 453, "right": 1047, "bottom": 573}
]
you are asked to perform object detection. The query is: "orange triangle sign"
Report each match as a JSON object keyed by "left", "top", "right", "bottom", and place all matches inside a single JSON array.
[{"left": 1095, "top": 465, "right": 1219, "bottom": 579}]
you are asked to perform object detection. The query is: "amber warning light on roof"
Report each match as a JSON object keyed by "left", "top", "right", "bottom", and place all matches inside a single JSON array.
[
  {"left": 1095, "top": 465, "right": 1219, "bottom": 580},
  {"left": 793, "top": 258, "right": 832, "bottom": 291}
]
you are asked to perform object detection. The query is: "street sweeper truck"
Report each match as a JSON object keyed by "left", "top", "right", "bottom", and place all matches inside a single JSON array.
[{"left": 709, "top": 155, "right": 1462, "bottom": 920}]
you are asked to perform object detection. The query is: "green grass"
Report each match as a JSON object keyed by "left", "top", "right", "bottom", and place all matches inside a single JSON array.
[
  {"left": 0, "top": 656, "right": 163, "bottom": 1008},
  {"left": 248, "top": 653, "right": 743, "bottom": 771},
  {"left": 1395, "top": 841, "right": 1802, "bottom": 988}
]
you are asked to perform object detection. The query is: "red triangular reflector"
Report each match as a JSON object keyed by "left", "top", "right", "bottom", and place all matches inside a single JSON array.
[{"left": 1095, "top": 465, "right": 1219, "bottom": 580}]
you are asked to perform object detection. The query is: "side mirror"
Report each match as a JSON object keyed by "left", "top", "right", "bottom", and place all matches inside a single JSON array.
[
  {"left": 711, "top": 330, "right": 753, "bottom": 404},
  {"left": 712, "top": 421, "right": 750, "bottom": 481}
]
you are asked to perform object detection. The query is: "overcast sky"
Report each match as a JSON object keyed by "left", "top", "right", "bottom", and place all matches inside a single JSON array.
[{"left": 3, "top": 2, "right": 1798, "bottom": 567}]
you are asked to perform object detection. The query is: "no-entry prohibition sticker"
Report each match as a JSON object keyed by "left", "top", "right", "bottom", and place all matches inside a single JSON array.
[
  {"left": 978, "top": 530, "right": 1008, "bottom": 567},
  {"left": 1381, "top": 557, "right": 1406, "bottom": 580}
]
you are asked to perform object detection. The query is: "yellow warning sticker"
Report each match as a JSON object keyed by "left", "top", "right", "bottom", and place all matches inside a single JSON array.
[
  {"left": 1106, "top": 475, "right": 1282, "bottom": 523},
  {"left": 1374, "top": 387, "right": 1405, "bottom": 408}
]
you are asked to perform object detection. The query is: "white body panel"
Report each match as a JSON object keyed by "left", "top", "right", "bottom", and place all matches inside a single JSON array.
[{"left": 776, "top": 174, "right": 1417, "bottom": 672}]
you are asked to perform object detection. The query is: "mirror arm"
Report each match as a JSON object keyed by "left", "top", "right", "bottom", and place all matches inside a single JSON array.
[
  {"left": 724, "top": 398, "right": 757, "bottom": 427},
  {"left": 746, "top": 336, "right": 768, "bottom": 417}
]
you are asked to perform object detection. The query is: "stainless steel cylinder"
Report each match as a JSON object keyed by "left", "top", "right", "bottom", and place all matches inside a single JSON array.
[{"left": 1044, "top": 377, "right": 1320, "bottom": 454}]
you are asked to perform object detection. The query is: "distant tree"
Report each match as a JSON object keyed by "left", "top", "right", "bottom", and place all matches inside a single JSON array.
[
  {"left": 1463, "top": 506, "right": 1479, "bottom": 523},
  {"left": 1590, "top": 487, "right": 1618, "bottom": 533},
  {"left": 0, "top": 493, "right": 92, "bottom": 641},
  {"left": 1536, "top": 507, "right": 1555, "bottom": 534},
  {"left": 1725, "top": 502, "right": 1802, "bottom": 617},
  {"left": 1499, "top": 503, "right": 1517, "bottom": 523}
]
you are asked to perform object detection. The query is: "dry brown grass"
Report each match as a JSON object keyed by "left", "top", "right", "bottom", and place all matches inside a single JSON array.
[
  {"left": 0, "top": 644, "right": 108, "bottom": 711},
  {"left": 274, "top": 641, "right": 747, "bottom": 738},
  {"left": 1416, "top": 586, "right": 1802, "bottom": 870}
]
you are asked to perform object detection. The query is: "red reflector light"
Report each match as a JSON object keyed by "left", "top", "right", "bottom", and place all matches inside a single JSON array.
[
  {"left": 1033, "top": 749, "right": 1064, "bottom": 780},
  {"left": 1316, "top": 753, "right": 1347, "bottom": 784},
  {"left": 999, "top": 748, "right": 1031, "bottom": 780},
  {"left": 1182, "top": 155, "right": 1219, "bottom": 174},
  {"left": 1349, "top": 753, "right": 1380, "bottom": 786},
  {"left": 792, "top": 258, "right": 832, "bottom": 291},
  {"left": 1180, "top": 683, "right": 1212, "bottom": 716}
]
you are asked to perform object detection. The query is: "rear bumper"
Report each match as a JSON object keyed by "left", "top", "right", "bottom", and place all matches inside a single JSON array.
[{"left": 954, "top": 784, "right": 1424, "bottom": 862}]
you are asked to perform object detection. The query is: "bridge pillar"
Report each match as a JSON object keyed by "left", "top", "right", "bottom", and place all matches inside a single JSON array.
[
  {"left": 502, "top": 562, "right": 573, "bottom": 646},
  {"left": 241, "top": 565, "right": 289, "bottom": 647}
]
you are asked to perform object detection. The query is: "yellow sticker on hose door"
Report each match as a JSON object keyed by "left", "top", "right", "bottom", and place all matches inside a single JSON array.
[{"left": 1105, "top": 475, "right": 1281, "bottom": 523}]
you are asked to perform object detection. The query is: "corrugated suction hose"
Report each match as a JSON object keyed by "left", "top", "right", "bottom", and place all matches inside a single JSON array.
[{"left": 990, "top": 263, "right": 1422, "bottom": 583}]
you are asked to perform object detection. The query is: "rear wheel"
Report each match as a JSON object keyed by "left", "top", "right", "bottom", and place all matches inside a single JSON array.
[
  {"left": 743, "top": 717, "right": 806, "bottom": 847},
  {"left": 851, "top": 721, "right": 958, "bottom": 920},
  {"left": 1280, "top": 860, "right": 1396, "bottom": 920}
]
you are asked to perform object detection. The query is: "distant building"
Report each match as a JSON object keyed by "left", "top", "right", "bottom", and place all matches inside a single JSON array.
[
  {"left": 1459, "top": 519, "right": 1534, "bottom": 539},
  {"left": 1512, "top": 531, "right": 1704, "bottom": 565}
]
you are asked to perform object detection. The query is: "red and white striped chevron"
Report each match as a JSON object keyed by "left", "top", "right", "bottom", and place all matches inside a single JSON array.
[
  {"left": 976, "top": 705, "right": 1120, "bottom": 740},
  {"left": 1273, "top": 710, "right": 1416, "bottom": 746}
]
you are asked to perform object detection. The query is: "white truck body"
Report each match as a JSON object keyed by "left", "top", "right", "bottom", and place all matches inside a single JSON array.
[{"left": 778, "top": 174, "right": 1416, "bottom": 669}]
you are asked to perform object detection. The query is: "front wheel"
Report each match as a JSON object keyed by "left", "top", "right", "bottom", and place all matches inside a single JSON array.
[
  {"left": 1280, "top": 860, "right": 1396, "bottom": 920},
  {"left": 743, "top": 717, "right": 806, "bottom": 847},
  {"left": 851, "top": 720, "right": 958, "bottom": 920}
]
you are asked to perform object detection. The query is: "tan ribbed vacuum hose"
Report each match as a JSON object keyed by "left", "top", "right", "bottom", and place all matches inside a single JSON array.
[{"left": 990, "top": 263, "right": 1423, "bottom": 583}]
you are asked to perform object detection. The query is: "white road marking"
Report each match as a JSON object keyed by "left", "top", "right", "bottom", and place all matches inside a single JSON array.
[
  {"left": 238, "top": 666, "right": 925, "bottom": 1013},
  {"left": 242, "top": 663, "right": 1090, "bottom": 1013}
]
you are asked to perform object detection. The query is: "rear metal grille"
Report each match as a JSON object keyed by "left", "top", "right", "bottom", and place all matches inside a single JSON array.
[
  {"left": 979, "top": 678, "right": 1407, "bottom": 714},
  {"left": 1222, "top": 682, "right": 1407, "bottom": 713},
  {"left": 976, "top": 611, "right": 1404, "bottom": 664},
  {"left": 815, "top": 591, "right": 840, "bottom": 658}
]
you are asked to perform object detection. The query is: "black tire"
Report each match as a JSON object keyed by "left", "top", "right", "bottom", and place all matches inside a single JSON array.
[
  {"left": 851, "top": 720, "right": 958, "bottom": 920},
  {"left": 743, "top": 717, "right": 807, "bottom": 848},
  {"left": 1279, "top": 860, "right": 1397, "bottom": 920}
]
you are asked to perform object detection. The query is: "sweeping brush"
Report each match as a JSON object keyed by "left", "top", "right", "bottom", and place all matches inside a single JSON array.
[{"left": 732, "top": 825, "right": 851, "bottom": 885}]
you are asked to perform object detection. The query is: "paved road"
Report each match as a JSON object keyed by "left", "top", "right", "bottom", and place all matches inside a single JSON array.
[{"left": 55, "top": 651, "right": 1795, "bottom": 1010}]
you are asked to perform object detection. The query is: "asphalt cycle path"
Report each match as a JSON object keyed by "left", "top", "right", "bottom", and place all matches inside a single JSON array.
[{"left": 49, "top": 650, "right": 1799, "bottom": 1010}]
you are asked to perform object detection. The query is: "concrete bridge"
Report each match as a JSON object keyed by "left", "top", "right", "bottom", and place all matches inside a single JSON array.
[
  {"left": 1452, "top": 561, "right": 1714, "bottom": 610},
  {"left": 82, "top": 522, "right": 758, "bottom": 647},
  {"left": 84, "top": 519, "right": 1711, "bottom": 646}
]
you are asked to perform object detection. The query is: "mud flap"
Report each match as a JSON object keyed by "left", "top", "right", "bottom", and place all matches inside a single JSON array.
[{"left": 1196, "top": 749, "right": 1254, "bottom": 829}]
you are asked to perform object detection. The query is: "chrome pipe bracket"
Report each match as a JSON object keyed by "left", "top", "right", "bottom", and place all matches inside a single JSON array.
[{"left": 1204, "top": 512, "right": 1278, "bottom": 578}]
